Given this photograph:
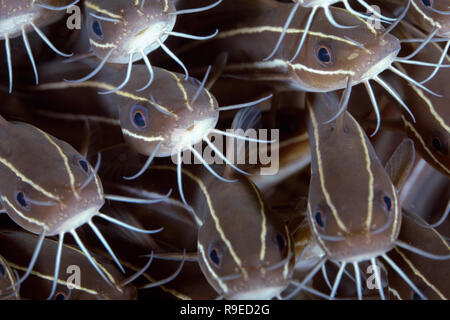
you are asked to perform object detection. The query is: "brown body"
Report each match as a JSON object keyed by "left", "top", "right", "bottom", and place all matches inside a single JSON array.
[
  {"left": 0, "top": 254, "right": 19, "bottom": 300},
  {"left": 0, "top": 231, "right": 137, "bottom": 299},
  {"left": 84, "top": 0, "right": 176, "bottom": 63},
  {"left": 306, "top": 92, "right": 401, "bottom": 262},
  {"left": 33, "top": 61, "right": 220, "bottom": 157},
  {"left": 173, "top": 0, "right": 400, "bottom": 92},
  {"left": 123, "top": 163, "right": 296, "bottom": 300},
  {"left": 388, "top": 24, "right": 450, "bottom": 177},
  {"left": 408, "top": 0, "right": 450, "bottom": 37},
  {"left": 0, "top": 116, "right": 104, "bottom": 236},
  {"left": 0, "top": 0, "right": 69, "bottom": 39}
]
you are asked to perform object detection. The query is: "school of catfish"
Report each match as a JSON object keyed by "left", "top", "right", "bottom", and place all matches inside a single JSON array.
[{"left": 0, "top": 0, "right": 448, "bottom": 300}]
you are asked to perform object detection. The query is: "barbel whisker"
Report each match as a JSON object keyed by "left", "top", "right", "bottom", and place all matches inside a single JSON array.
[
  {"left": 46, "top": 233, "right": 63, "bottom": 300},
  {"left": 400, "top": 28, "right": 438, "bottom": 60},
  {"left": 35, "top": 0, "right": 79, "bottom": 11},
  {"left": 218, "top": 94, "right": 273, "bottom": 112},
  {"left": 364, "top": 80, "right": 381, "bottom": 137},
  {"left": 136, "top": 49, "right": 154, "bottom": 92},
  {"left": 65, "top": 48, "right": 115, "bottom": 83},
  {"left": 221, "top": 272, "right": 241, "bottom": 282},
  {"left": 139, "top": 251, "right": 186, "bottom": 289},
  {"left": 321, "top": 264, "right": 333, "bottom": 290},
  {"left": 428, "top": 6, "right": 450, "bottom": 15},
  {"left": 290, "top": 6, "right": 318, "bottom": 63},
  {"left": 381, "top": 253, "right": 427, "bottom": 300},
  {"left": 169, "top": 0, "right": 223, "bottom": 16},
  {"left": 99, "top": 54, "right": 133, "bottom": 94},
  {"left": 120, "top": 252, "right": 154, "bottom": 287},
  {"left": 395, "top": 58, "right": 450, "bottom": 68},
  {"left": 263, "top": 2, "right": 300, "bottom": 61},
  {"left": 176, "top": 149, "right": 188, "bottom": 208},
  {"left": 353, "top": 262, "right": 363, "bottom": 300},
  {"left": 188, "top": 146, "right": 238, "bottom": 183},
  {"left": 323, "top": 77, "right": 352, "bottom": 124},
  {"left": 104, "top": 188, "right": 172, "bottom": 205},
  {"left": 420, "top": 40, "right": 450, "bottom": 84},
  {"left": 212, "top": 128, "right": 276, "bottom": 144},
  {"left": 395, "top": 241, "right": 450, "bottom": 260},
  {"left": 5, "top": 34, "right": 12, "bottom": 93},
  {"left": 373, "top": 75, "right": 416, "bottom": 123},
  {"left": 388, "top": 66, "right": 442, "bottom": 97},
  {"left": 30, "top": 22, "right": 73, "bottom": 57},
  {"left": 96, "top": 212, "right": 164, "bottom": 234},
  {"left": 317, "top": 233, "right": 346, "bottom": 242},
  {"left": 382, "top": 0, "right": 411, "bottom": 36},
  {"left": 192, "top": 66, "right": 212, "bottom": 104},
  {"left": 371, "top": 258, "right": 385, "bottom": 300},
  {"left": 157, "top": 39, "right": 189, "bottom": 80},
  {"left": 80, "top": 153, "right": 102, "bottom": 191},
  {"left": 356, "top": 0, "right": 397, "bottom": 21},
  {"left": 7, "top": 231, "right": 46, "bottom": 290},
  {"left": 70, "top": 229, "right": 114, "bottom": 287},
  {"left": 330, "top": 262, "right": 346, "bottom": 299},
  {"left": 323, "top": 5, "right": 358, "bottom": 29},
  {"left": 372, "top": 211, "right": 394, "bottom": 235},
  {"left": 22, "top": 27, "right": 38, "bottom": 85},
  {"left": 88, "top": 220, "right": 125, "bottom": 274},
  {"left": 166, "top": 29, "right": 219, "bottom": 41},
  {"left": 404, "top": 201, "right": 450, "bottom": 229},
  {"left": 123, "top": 141, "right": 161, "bottom": 180},
  {"left": 89, "top": 12, "right": 121, "bottom": 23},
  {"left": 267, "top": 252, "right": 293, "bottom": 271},
  {"left": 203, "top": 138, "right": 250, "bottom": 176},
  {"left": 283, "top": 257, "right": 326, "bottom": 300}
]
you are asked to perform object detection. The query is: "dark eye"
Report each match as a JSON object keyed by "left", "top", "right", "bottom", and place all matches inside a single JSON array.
[
  {"left": 130, "top": 105, "right": 149, "bottom": 130},
  {"left": 78, "top": 159, "right": 89, "bottom": 173},
  {"left": 383, "top": 196, "right": 392, "bottom": 212},
  {"left": 15, "top": 191, "right": 29, "bottom": 209},
  {"left": 422, "top": 0, "right": 432, "bottom": 6},
  {"left": 432, "top": 137, "right": 442, "bottom": 152},
  {"left": 315, "top": 44, "right": 333, "bottom": 66},
  {"left": 54, "top": 292, "right": 68, "bottom": 300},
  {"left": 0, "top": 263, "right": 5, "bottom": 277},
  {"left": 315, "top": 211, "right": 325, "bottom": 228},
  {"left": 208, "top": 244, "right": 222, "bottom": 267},
  {"left": 275, "top": 233, "right": 285, "bottom": 252},
  {"left": 91, "top": 20, "right": 103, "bottom": 39}
]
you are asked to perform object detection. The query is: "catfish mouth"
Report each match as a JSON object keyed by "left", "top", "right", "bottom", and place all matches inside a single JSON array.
[
  {"left": 50, "top": 205, "right": 102, "bottom": 235},
  {"left": 123, "top": 15, "right": 176, "bottom": 58},
  {"left": 359, "top": 50, "right": 398, "bottom": 83},
  {"left": 169, "top": 116, "right": 219, "bottom": 154},
  {"left": 0, "top": 13, "right": 36, "bottom": 36}
]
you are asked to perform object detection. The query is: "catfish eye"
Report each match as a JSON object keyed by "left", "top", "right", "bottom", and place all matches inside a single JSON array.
[
  {"left": 208, "top": 243, "right": 222, "bottom": 267},
  {"left": 274, "top": 233, "right": 286, "bottom": 252},
  {"left": 54, "top": 292, "right": 68, "bottom": 300},
  {"left": 315, "top": 210, "right": 325, "bottom": 228},
  {"left": 130, "top": 105, "right": 149, "bottom": 130},
  {"left": 422, "top": 0, "right": 432, "bottom": 6},
  {"left": 315, "top": 44, "right": 334, "bottom": 66},
  {"left": 78, "top": 159, "right": 89, "bottom": 173},
  {"left": 15, "top": 191, "right": 29, "bottom": 209},
  {"left": 432, "top": 137, "right": 442, "bottom": 152},
  {"left": 91, "top": 20, "right": 104, "bottom": 39},
  {"left": 0, "top": 263, "right": 5, "bottom": 277},
  {"left": 383, "top": 196, "right": 392, "bottom": 212}
]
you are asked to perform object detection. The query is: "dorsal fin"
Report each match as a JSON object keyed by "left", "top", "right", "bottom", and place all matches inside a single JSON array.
[{"left": 385, "top": 139, "right": 415, "bottom": 190}]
